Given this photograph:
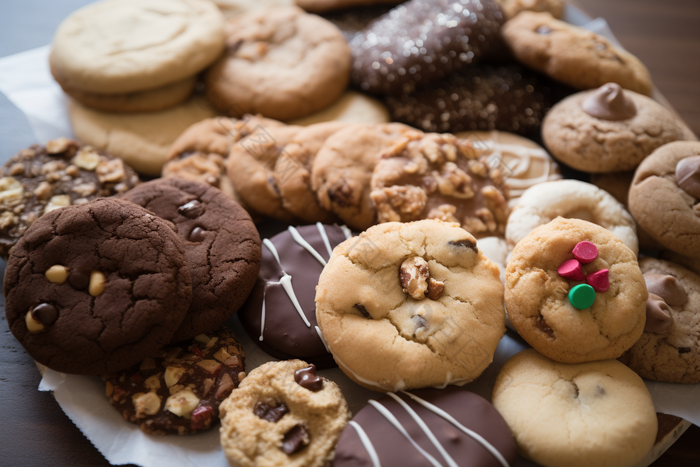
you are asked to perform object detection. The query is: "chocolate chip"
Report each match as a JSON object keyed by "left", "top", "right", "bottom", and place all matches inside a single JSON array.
[
  {"left": 596, "top": 385, "right": 606, "bottom": 396},
  {"left": 254, "top": 401, "right": 289, "bottom": 423},
  {"left": 281, "top": 424, "right": 310, "bottom": 455},
  {"left": 536, "top": 25, "right": 552, "bottom": 35},
  {"left": 189, "top": 227, "right": 206, "bottom": 243},
  {"left": 31, "top": 303, "right": 58, "bottom": 326},
  {"left": 448, "top": 239, "right": 477, "bottom": 251},
  {"left": 354, "top": 304, "right": 370, "bottom": 318},
  {"left": 679, "top": 347, "right": 691, "bottom": 354},
  {"left": 178, "top": 200, "right": 204, "bottom": 219},
  {"left": 68, "top": 271, "right": 89, "bottom": 290},
  {"left": 294, "top": 365, "right": 323, "bottom": 392},
  {"left": 536, "top": 314, "right": 554, "bottom": 338}
]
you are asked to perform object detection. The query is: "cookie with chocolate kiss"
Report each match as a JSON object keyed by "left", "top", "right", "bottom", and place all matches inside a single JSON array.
[
  {"left": 239, "top": 223, "right": 352, "bottom": 369},
  {"left": 334, "top": 387, "right": 517, "bottom": 467}
]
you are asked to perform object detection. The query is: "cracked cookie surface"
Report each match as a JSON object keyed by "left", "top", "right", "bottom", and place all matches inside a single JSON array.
[
  {"left": 120, "top": 178, "right": 261, "bottom": 342},
  {"left": 219, "top": 359, "right": 350, "bottom": 467},
  {"left": 0, "top": 138, "right": 139, "bottom": 259},
  {"left": 619, "top": 258, "right": 700, "bottom": 383},
  {"left": 505, "top": 218, "right": 647, "bottom": 363},
  {"left": 4, "top": 197, "right": 192, "bottom": 375},
  {"left": 492, "top": 349, "right": 657, "bottom": 467},
  {"left": 104, "top": 326, "right": 245, "bottom": 435},
  {"left": 315, "top": 219, "right": 505, "bottom": 391}
]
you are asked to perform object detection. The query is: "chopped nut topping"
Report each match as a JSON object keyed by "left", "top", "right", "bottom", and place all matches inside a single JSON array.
[
  {"left": 72, "top": 147, "right": 101, "bottom": 170},
  {"left": 164, "top": 366, "right": 186, "bottom": 388},
  {"left": 428, "top": 204, "right": 460, "bottom": 224},
  {"left": 399, "top": 256, "right": 430, "bottom": 300},
  {"left": 196, "top": 359, "right": 222, "bottom": 375},
  {"left": 44, "top": 194, "right": 71, "bottom": 213},
  {"left": 42, "top": 160, "right": 68, "bottom": 174},
  {"left": 8, "top": 163, "right": 25, "bottom": 176},
  {"left": 164, "top": 388, "right": 200, "bottom": 419},
  {"left": 46, "top": 137, "right": 77, "bottom": 154},
  {"left": 0, "top": 211, "right": 17, "bottom": 229},
  {"left": 0, "top": 177, "right": 24, "bottom": 206},
  {"left": 72, "top": 183, "right": 97, "bottom": 198},
  {"left": 144, "top": 375, "right": 162, "bottom": 390},
  {"left": 33, "top": 181, "right": 53, "bottom": 200},
  {"left": 96, "top": 158, "right": 126, "bottom": 183},
  {"left": 426, "top": 278, "right": 445, "bottom": 300},
  {"left": 45, "top": 265, "right": 68, "bottom": 284},
  {"left": 133, "top": 391, "right": 162, "bottom": 418}
]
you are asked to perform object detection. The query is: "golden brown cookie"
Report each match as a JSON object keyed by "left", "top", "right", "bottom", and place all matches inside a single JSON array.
[
  {"left": 205, "top": 6, "right": 351, "bottom": 121},
  {"left": 502, "top": 12, "right": 653, "bottom": 95},
  {"left": 629, "top": 141, "right": 700, "bottom": 259},
  {"left": 505, "top": 218, "right": 647, "bottom": 363}
]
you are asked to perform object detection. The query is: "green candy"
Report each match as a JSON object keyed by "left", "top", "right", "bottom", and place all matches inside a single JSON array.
[{"left": 568, "top": 284, "right": 596, "bottom": 310}]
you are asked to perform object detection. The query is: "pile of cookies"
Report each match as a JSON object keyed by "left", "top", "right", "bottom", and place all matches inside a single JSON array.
[{"left": 3, "top": 0, "right": 700, "bottom": 466}]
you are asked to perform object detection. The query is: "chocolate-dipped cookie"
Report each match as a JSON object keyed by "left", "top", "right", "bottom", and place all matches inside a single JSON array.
[
  {"left": 104, "top": 327, "right": 245, "bottom": 435},
  {"left": 120, "top": 178, "right": 262, "bottom": 342},
  {"left": 0, "top": 138, "right": 139, "bottom": 259},
  {"left": 350, "top": 0, "right": 505, "bottom": 95},
  {"left": 239, "top": 224, "right": 352, "bottom": 368},
  {"left": 4, "top": 198, "right": 192, "bottom": 375},
  {"left": 334, "top": 387, "right": 517, "bottom": 467}
]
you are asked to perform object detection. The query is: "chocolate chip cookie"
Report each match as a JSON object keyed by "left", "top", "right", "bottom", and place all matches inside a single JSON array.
[
  {"left": 370, "top": 132, "right": 510, "bottom": 238},
  {"left": 0, "top": 138, "right": 139, "bottom": 259},
  {"left": 4, "top": 198, "right": 192, "bottom": 375},
  {"left": 219, "top": 360, "right": 350, "bottom": 467},
  {"left": 120, "top": 178, "right": 261, "bottom": 342},
  {"left": 316, "top": 219, "right": 505, "bottom": 391},
  {"left": 239, "top": 224, "right": 352, "bottom": 368},
  {"left": 104, "top": 326, "right": 245, "bottom": 435}
]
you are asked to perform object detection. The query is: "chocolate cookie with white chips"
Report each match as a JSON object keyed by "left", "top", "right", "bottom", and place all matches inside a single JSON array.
[
  {"left": 0, "top": 138, "right": 139, "bottom": 258},
  {"left": 103, "top": 327, "right": 245, "bottom": 435},
  {"left": 238, "top": 223, "right": 353, "bottom": 369}
]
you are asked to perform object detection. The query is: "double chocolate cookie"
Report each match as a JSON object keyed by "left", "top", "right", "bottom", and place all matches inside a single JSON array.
[
  {"left": 121, "top": 178, "right": 262, "bottom": 342},
  {"left": 4, "top": 198, "right": 192, "bottom": 375}
]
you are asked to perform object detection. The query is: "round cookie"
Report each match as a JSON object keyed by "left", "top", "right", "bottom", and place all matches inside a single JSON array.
[
  {"left": 104, "top": 326, "right": 246, "bottom": 435},
  {"left": 163, "top": 115, "right": 285, "bottom": 208},
  {"left": 505, "top": 218, "right": 647, "bottom": 363},
  {"left": 275, "top": 122, "right": 349, "bottom": 223},
  {"left": 296, "top": 0, "right": 402, "bottom": 13},
  {"left": 311, "top": 123, "right": 417, "bottom": 230},
  {"left": 240, "top": 224, "right": 352, "bottom": 368},
  {"left": 50, "top": 0, "right": 225, "bottom": 94},
  {"left": 69, "top": 96, "right": 218, "bottom": 176},
  {"left": 349, "top": 0, "right": 505, "bottom": 95},
  {"left": 501, "top": 12, "right": 653, "bottom": 95},
  {"left": 492, "top": 349, "right": 657, "bottom": 467},
  {"left": 4, "top": 198, "right": 192, "bottom": 375},
  {"left": 120, "top": 178, "right": 262, "bottom": 343},
  {"left": 457, "top": 130, "right": 562, "bottom": 202},
  {"left": 496, "top": 0, "right": 565, "bottom": 19},
  {"left": 219, "top": 360, "right": 350, "bottom": 467},
  {"left": 316, "top": 220, "right": 506, "bottom": 391},
  {"left": 227, "top": 124, "right": 303, "bottom": 222},
  {"left": 506, "top": 180, "right": 639, "bottom": 255},
  {"left": 334, "top": 387, "right": 517, "bottom": 467},
  {"left": 370, "top": 132, "right": 510, "bottom": 238},
  {"left": 385, "top": 63, "right": 574, "bottom": 137},
  {"left": 619, "top": 258, "right": 700, "bottom": 383},
  {"left": 543, "top": 83, "right": 697, "bottom": 173},
  {"left": 0, "top": 138, "right": 139, "bottom": 259},
  {"left": 205, "top": 6, "right": 351, "bottom": 121},
  {"left": 288, "top": 91, "right": 390, "bottom": 127},
  {"left": 629, "top": 141, "right": 700, "bottom": 259}
]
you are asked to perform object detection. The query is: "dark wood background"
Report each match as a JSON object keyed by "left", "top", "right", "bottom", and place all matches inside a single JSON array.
[{"left": 0, "top": 0, "right": 698, "bottom": 466}]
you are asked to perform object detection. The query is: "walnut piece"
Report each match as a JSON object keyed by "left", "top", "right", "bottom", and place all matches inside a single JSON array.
[
  {"left": 399, "top": 256, "right": 430, "bottom": 300},
  {"left": 46, "top": 137, "right": 77, "bottom": 154},
  {"left": 44, "top": 195, "right": 71, "bottom": 214},
  {"left": 72, "top": 147, "right": 101, "bottom": 170}
]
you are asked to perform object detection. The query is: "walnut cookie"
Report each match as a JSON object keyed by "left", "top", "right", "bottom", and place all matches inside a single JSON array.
[{"left": 316, "top": 219, "right": 505, "bottom": 391}]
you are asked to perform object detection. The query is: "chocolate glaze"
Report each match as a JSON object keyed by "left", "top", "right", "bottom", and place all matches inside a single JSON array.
[
  {"left": 239, "top": 224, "right": 350, "bottom": 369},
  {"left": 644, "top": 273, "right": 688, "bottom": 306},
  {"left": 581, "top": 83, "right": 637, "bottom": 121},
  {"left": 295, "top": 365, "right": 324, "bottom": 392},
  {"left": 675, "top": 156, "right": 700, "bottom": 200},
  {"left": 645, "top": 293, "right": 673, "bottom": 334},
  {"left": 333, "top": 387, "right": 517, "bottom": 467}
]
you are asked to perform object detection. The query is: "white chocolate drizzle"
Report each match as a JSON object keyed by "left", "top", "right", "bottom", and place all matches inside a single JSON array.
[
  {"left": 259, "top": 288, "right": 267, "bottom": 341},
  {"left": 401, "top": 390, "right": 510, "bottom": 467},
  {"left": 386, "top": 393, "right": 459, "bottom": 467},
  {"left": 368, "top": 400, "right": 444, "bottom": 467},
  {"left": 316, "top": 222, "right": 334, "bottom": 258},
  {"left": 349, "top": 421, "right": 382, "bottom": 467},
  {"left": 289, "top": 225, "right": 326, "bottom": 266},
  {"left": 315, "top": 326, "right": 330, "bottom": 353}
]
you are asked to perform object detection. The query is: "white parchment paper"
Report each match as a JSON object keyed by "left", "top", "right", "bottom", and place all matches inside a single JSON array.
[{"left": 0, "top": 5, "right": 697, "bottom": 467}]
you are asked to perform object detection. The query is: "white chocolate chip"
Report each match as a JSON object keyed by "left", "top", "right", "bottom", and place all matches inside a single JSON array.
[
  {"left": 133, "top": 391, "right": 162, "bottom": 418},
  {"left": 71, "top": 146, "right": 101, "bottom": 171},
  {"left": 25, "top": 311, "right": 45, "bottom": 333},
  {"left": 45, "top": 265, "right": 68, "bottom": 284},
  {"left": 164, "top": 366, "right": 186, "bottom": 388},
  {"left": 88, "top": 271, "right": 106, "bottom": 297},
  {"left": 196, "top": 359, "right": 222, "bottom": 375},
  {"left": 44, "top": 194, "right": 71, "bottom": 213},
  {"left": 144, "top": 375, "right": 162, "bottom": 390},
  {"left": 164, "top": 388, "right": 200, "bottom": 419},
  {"left": 213, "top": 348, "right": 232, "bottom": 363}
]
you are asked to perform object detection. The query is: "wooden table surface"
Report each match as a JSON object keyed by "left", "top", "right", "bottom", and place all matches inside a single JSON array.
[{"left": 0, "top": 1, "right": 699, "bottom": 466}]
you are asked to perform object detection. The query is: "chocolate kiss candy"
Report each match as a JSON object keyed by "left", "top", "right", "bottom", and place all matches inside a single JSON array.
[
  {"left": 645, "top": 294, "right": 673, "bottom": 334},
  {"left": 581, "top": 83, "right": 637, "bottom": 121},
  {"left": 644, "top": 273, "right": 688, "bottom": 306},
  {"left": 572, "top": 241, "right": 598, "bottom": 264},
  {"left": 587, "top": 269, "right": 609, "bottom": 293},
  {"left": 675, "top": 156, "right": 700, "bottom": 200},
  {"left": 294, "top": 364, "right": 323, "bottom": 392},
  {"left": 569, "top": 284, "right": 596, "bottom": 310},
  {"left": 558, "top": 259, "right": 584, "bottom": 281}
]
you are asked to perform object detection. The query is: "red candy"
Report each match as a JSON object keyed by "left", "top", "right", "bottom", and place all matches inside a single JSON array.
[
  {"left": 572, "top": 241, "right": 598, "bottom": 263},
  {"left": 558, "top": 259, "right": 584, "bottom": 281},
  {"left": 587, "top": 269, "right": 609, "bottom": 292}
]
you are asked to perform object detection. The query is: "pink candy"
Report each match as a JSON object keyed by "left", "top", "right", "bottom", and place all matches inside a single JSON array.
[
  {"left": 586, "top": 269, "right": 609, "bottom": 292},
  {"left": 573, "top": 241, "right": 598, "bottom": 263},
  {"left": 558, "top": 259, "right": 584, "bottom": 281}
]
